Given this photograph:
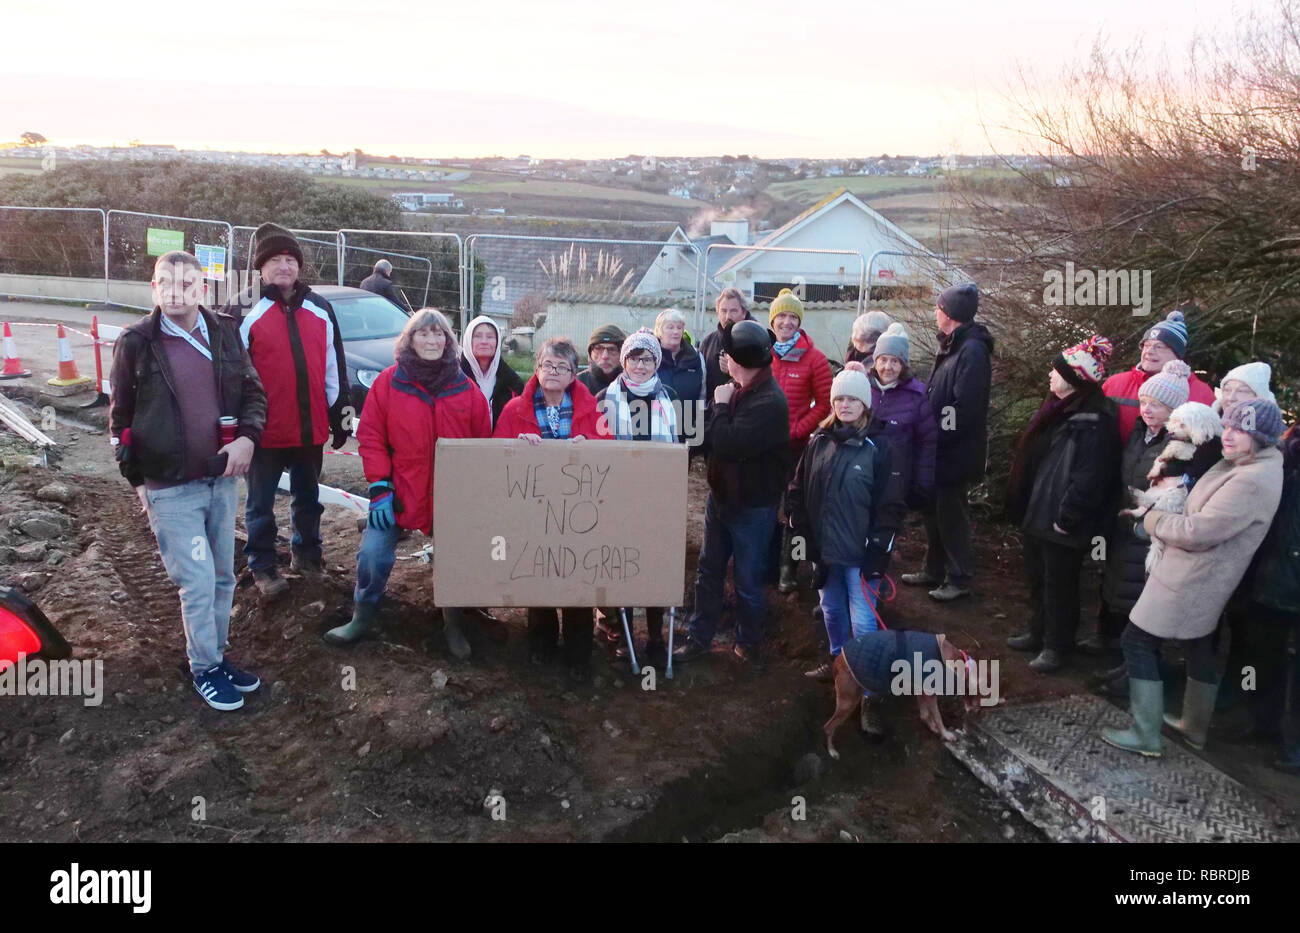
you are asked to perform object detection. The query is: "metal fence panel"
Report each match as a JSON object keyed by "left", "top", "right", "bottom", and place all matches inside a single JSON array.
[
  {"left": 338, "top": 230, "right": 462, "bottom": 324},
  {"left": 105, "top": 210, "right": 233, "bottom": 310},
  {"left": 465, "top": 233, "right": 698, "bottom": 356},
  {"left": 0, "top": 206, "right": 108, "bottom": 304}
]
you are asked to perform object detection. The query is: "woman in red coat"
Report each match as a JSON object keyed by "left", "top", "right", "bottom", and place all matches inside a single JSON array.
[
  {"left": 494, "top": 336, "right": 610, "bottom": 681},
  {"left": 768, "top": 288, "right": 833, "bottom": 592},
  {"left": 324, "top": 309, "right": 491, "bottom": 655}
]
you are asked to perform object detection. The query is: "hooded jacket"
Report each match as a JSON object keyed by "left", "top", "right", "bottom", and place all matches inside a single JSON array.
[
  {"left": 926, "top": 320, "right": 994, "bottom": 485},
  {"left": 110, "top": 306, "right": 267, "bottom": 487},
  {"left": 785, "top": 421, "right": 903, "bottom": 568},
  {"left": 458, "top": 314, "right": 525, "bottom": 426},
  {"left": 358, "top": 364, "right": 492, "bottom": 534},
  {"left": 771, "top": 329, "right": 833, "bottom": 453},
  {"left": 239, "top": 280, "right": 350, "bottom": 449}
]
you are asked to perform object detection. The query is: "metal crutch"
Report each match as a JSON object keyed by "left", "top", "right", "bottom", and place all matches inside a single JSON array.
[
  {"left": 666, "top": 606, "right": 675, "bottom": 679},
  {"left": 619, "top": 608, "right": 640, "bottom": 675}
]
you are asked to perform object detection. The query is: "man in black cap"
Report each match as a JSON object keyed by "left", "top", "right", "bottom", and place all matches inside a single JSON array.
[
  {"left": 674, "top": 320, "right": 790, "bottom": 670},
  {"left": 237, "top": 222, "right": 351, "bottom": 597},
  {"left": 577, "top": 323, "right": 627, "bottom": 395},
  {"left": 901, "top": 282, "right": 993, "bottom": 602}
]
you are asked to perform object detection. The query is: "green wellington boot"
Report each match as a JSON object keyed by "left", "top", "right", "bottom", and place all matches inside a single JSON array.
[
  {"left": 324, "top": 602, "right": 378, "bottom": 646},
  {"left": 1164, "top": 677, "right": 1218, "bottom": 750},
  {"left": 1101, "top": 679, "right": 1164, "bottom": 757}
]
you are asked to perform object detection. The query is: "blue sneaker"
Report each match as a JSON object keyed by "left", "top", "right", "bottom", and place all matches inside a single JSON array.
[
  {"left": 193, "top": 665, "right": 244, "bottom": 711},
  {"left": 219, "top": 658, "right": 261, "bottom": 693}
]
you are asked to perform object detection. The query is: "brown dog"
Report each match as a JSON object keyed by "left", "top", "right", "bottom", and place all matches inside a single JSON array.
[{"left": 823, "top": 632, "right": 984, "bottom": 759}]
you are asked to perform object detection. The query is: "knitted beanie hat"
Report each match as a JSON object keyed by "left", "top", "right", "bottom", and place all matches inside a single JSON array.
[
  {"left": 1218, "top": 361, "right": 1276, "bottom": 406},
  {"left": 830, "top": 368, "right": 873, "bottom": 410},
  {"left": 1137, "top": 360, "right": 1192, "bottom": 410},
  {"left": 1141, "top": 309, "right": 1189, "bottom": 359},
  {"left": 1222, "top": 397, "right": 1285, "bottom": 449},
  {"left": 769, "top": 288, "right": 804, "bottom": 325},
  {"left": 937, "top": 282, "right": 979, "bottom": 323},
  {"left": 252, "top": 222, "right": 304, "bottom": 271},
  {"left": 873, "top": 322, "right": 911, "bottom": 364},
  {"left": 1053, "top": 333, "right": 1114, "bottom": 387},
  {"left": 587, "top": 322, "right": 628, "bottom": 354},
  {"left": 620, "top": 327, "right": 662, "bottom": 367}
]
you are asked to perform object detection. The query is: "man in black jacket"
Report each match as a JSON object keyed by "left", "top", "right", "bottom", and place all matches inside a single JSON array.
[
  {"left": 675, "top": 320, "right": 790, "bottom": 669},
  {"left": 109, "top": 251, "right": 268, "bottom": 711},
  {"left": 901, "top": 282, "right": 993, "bottom": 602},
  {"left": 359, "top": 259, "right": 413, "bottom": 313},
  {"left": 577, "top": 322, "right": 627, "bottom": 395}
]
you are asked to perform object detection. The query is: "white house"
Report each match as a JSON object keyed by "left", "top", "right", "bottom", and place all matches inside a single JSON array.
[
  {"left": 633, "top": 224, "right": 737, "bottom": 297},
  {"left": 710, "top": 188, "right": 961, "bottom": 302}
]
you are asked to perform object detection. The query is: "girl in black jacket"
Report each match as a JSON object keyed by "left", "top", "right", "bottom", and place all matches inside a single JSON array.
[
  {"left": 786, "top": 369, "right": 903, "bottom": 732},
  {"left": 1005, "top": 335, "right": 1119, "bottom": 674}
]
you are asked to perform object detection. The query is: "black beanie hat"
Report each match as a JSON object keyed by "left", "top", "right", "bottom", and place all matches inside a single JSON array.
[
  {"left": 937, "top": 282, "right": 979, "bottom": 323},
  {"left": 587, "top": 322, "right": 628, "bottom": 354},
  {"left": 252, "top": 222, "right": 305, "bottom": 271}
]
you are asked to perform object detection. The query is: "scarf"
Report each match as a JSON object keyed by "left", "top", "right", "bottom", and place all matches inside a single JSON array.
[
  {"left": 603, "top": 373, "right": 677, "bottom": 443},
  {"left": 533, "top": 387, "right": 573, "bottom": 439},
  {"left": 773, "top": 335, "right": 798, "bottom": 358},
  {"left": 460, "top": 314, "right": 502, "bottom": 411},
  {"left": 397, "top": 346, "right": 459, "bottom": 397}
]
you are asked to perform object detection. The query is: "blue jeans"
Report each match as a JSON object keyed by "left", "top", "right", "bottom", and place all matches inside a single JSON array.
[
  {"left": 354, "top": 522, "right": 400, "bottom": 606},
  {"left": 143, "top": 478, "right": 238, "bottom": 674},
  {"left": 244, "top": 445, "right": 324, "bottom": 573},
  {"left": 688, "top": 494, "right": 776, "bottom": 650},
  {"left": 820, "top": 565, "right": 880, "bottom": 655}
]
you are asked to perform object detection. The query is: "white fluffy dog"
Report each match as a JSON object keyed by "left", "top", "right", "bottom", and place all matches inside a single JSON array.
[{"left": 1120, "top": 401, "right": 1223, "bottom": 574}]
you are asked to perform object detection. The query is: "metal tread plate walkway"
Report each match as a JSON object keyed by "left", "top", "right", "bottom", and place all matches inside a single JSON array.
[{"left": 947, "top": 693, "right": 1297, "bottom": 843}]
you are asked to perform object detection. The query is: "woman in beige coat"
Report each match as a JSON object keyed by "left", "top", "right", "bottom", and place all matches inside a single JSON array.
[{"left": 1102, "top": 398, "right": 1285, "bottom": 757}]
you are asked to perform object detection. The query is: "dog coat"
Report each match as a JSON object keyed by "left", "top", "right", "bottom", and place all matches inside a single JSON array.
[{"left": 841, "top": 629, "right": 942, "bottom": 695}]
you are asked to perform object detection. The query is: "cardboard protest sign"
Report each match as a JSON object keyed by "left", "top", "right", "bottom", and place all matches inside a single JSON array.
[{"left": 432, "top": 439, "right": 687, "bottom": 608}]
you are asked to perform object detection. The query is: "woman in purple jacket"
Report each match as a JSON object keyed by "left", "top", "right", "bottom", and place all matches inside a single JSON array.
[{"left": 858, "top": 323, "right": 937, "bottom": 511}]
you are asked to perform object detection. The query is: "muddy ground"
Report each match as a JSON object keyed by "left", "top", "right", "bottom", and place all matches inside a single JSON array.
[{"left": 1, "top": 395, "right": 1296, "bottom": 843}]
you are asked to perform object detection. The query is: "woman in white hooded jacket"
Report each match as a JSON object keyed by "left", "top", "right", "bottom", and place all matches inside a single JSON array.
[{"left": 459, "top": 314, "right": 524, "bottom": 426}]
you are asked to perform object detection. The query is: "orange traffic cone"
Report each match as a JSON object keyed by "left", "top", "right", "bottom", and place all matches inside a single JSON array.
[
  {"left": 1, "top": 322, "right": 31, "bottom": 379},
  {"left": 47, "top": 323, "right": 91, "bottom": 389}
]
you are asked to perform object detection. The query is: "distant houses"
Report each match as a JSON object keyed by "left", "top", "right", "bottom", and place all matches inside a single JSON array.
[{"left": 392, "top": 192, "right": 465, "bottom": 212}]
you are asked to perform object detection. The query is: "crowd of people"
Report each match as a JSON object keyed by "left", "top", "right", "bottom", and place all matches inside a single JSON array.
[{"left": 107, "top": 224, "right": 1298, "bottom": 774}]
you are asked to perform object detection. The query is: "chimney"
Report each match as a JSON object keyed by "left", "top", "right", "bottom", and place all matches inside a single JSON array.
[{"left": 710, "top": 219, "right": 749, "bottom": 246}]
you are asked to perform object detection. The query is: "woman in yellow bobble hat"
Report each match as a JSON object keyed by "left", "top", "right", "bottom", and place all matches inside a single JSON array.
[{"left": 768, "top": 287, "right": 833, "bottom": 592}]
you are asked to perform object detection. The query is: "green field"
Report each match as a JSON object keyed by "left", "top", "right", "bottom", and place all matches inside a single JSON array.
[
  {"left": 0, "top": 156, "right": 43, "bottom": 176},
  {"left": 321, "top": 171, "right": 701, "bottom": 209},
  {"left": 766, "top": 175, "right": 940, "bottom": 204}
]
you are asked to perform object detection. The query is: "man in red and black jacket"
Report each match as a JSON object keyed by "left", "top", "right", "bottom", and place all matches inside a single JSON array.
[{"left": 237, "top": 223, "right": 350, "bottom": 597}]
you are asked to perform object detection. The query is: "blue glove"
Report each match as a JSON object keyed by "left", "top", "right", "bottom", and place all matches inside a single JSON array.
[{"left": 367, "top": 480, "right": 395, "bottom": 531}]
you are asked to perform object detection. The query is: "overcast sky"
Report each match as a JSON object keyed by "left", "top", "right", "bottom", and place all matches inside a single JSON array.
[{"left": 2, "top": 0, "right": 1266, "bottom": 158}]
